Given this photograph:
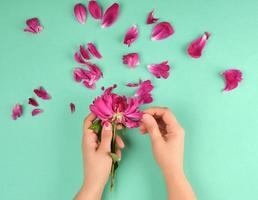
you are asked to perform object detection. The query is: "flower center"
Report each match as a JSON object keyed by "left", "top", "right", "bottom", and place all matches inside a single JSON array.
[{"left": 112, "top": 112, "right": 123, "bottom": 123}]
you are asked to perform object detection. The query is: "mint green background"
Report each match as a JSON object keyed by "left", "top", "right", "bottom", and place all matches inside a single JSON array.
[{"left": 1, "top": 0, "right": 258, "bottom": 199}]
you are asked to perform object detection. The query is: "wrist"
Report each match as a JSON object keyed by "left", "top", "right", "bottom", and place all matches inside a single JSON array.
[
  {"left": 162, "top": 167, "right": 185, "bottom": 182},
  {"left": 76, "top": 180, "right": 104, "bottom": 200}
]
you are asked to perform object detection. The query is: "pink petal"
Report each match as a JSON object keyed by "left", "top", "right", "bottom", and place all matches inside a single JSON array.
[
  {"left": 34, "top": 86, "right": 51, "bottom": 100},
  {"left": 126, "top": 80, "right": 142, "bottom": 87},
  {"left": 87, "top": 43, "right": 102, "bottom": 59},
  {"left": 221, "top": 69, "right": 243, "bottom": 92},
  {"left": 70, "top": 103, "right": 76, "bottom": 113},
  {"left": 88, "top": 0, "right": 102, "bottom": 19},
  {"left": 148, "top": 61, "right": 170, "bottom": 79},
  {"left": 135, "top": 80, "right": 154, "bottom": 105},
  {"left": 123, "top": 53, "right": 140, "bottom": 68},
  {"left": 80, "top": 45, "right": 90, "bottom": 60},
  {"left": 146, "top": 10, "right": 158, "bottom": 24},
  {"left": 187, "top": 32, "right": 210, "bottom": 58},
  {"left": 32, "top": 108, "right": 43, "bottom": 116},
  {"left": 151, "top": 22, "right": 174, "bottom": 40},
  {"left": 74, "top": 3, "right": 87, "bottom": 24},
  {"left": 74, "top": 52, "right": 88, "bottom": 65},
  {"left": 24, "top": 18, "right": 43, "bottom": 34},
  {"left": 101, "top": 3, "right": 120, "bottom": 28},
  {"left": 28, "top": 98, "right": 39, "bottom": 107},
  {"left": 123, "top": 25, "right": 139, "bottom": 46},
  {"left": 12, "top": 104, "right": 23, "bottom": 120}
]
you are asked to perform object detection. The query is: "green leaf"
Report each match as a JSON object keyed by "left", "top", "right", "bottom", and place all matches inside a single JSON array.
[
  {"left": 109, "top": 152, "right": 121, "bottom": 162},
  {"left": 89, "top": 119, "right": 102, "bottom": 134}
]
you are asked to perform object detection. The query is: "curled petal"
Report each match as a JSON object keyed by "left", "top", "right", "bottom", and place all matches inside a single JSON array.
[
  {"left": 101, "top": 3, "right": 120, "bottom": 28},
  {"left": 148, "top": 61, "right": 170, "bottom": 79},
  {"left": 24, "top": 18, "right": 43, "bottom": 34},
  {"left": 80, "top": 45, "right": 90, "bottom": 60},
  {"left": 146, "top": 10, "right": 158, "bottom": 24},
  {"left": 87, "top": 43, "right": 102, "bottom": 59},
  {"left": 221, "top": 69, "right": 243, "bottom": 92},
  {"left": 32, "top": 108, "right": 43, "bottom": 116},
  {"left": 151, "top": 22, "right": 174, "bottom": 40},
  {"left": 123, "top": 25, "right": 139, "bottom": 46},
  {"left": 123, "top": 53, "right": 140, "bottom": 68},
  {"left": 74, "top": 52, "right": 88, "bottom": 64},
  {"left": 187, "top": 32, "right": 210, "bottom": 58},
  {"left": 12, "top": 104, "right": 23, "bottom": 120},
  {"left": 34, "top": 86, "right": 51, "bottom": 100},
  {"left": 70, "top": 103, "right": 76, "bottom": 113},
  {"left": 135, "top": 80, "right": 154, "bottom": 105},
  {"left": 28, "top": 98, "right": 39, "bottom": 107},
  {"left": 74, "top": 3, "right": 87, "bottom": 24},
  {"left": 88, "top": 0, "right": 102, "bottom": 19},
  {"left": 126, "top": 79, "right": 142, "bottom": 87}
]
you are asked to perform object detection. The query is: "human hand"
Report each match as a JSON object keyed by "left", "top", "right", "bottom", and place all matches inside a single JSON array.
[
  {"left": 75, "top": 113, "right": 124, "bottom": 200},
  {"left": 139, "top": 107, "right": 185, "bottom": 177}
]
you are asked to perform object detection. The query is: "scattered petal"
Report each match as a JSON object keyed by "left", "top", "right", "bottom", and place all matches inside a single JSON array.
[
  {"left": 88, "top": 0, "right": 102, "bottom": 19},
  {"left": 87, "top": 43, "right": 102, "bottom": 59},
  {"left": 101, "top": 3, "right": 120, "bottom": 28},
  {"left": 146, "top": 10, "right": 158, "bottom": 24},
  {"left": 70, "top": 103, "right": 76, "bottom": 113},
  {"left": 151, "top": 22, "right": 174, "bottom": 40},
  {"left": 123, "top": 53, "right": 140, "bottom": 68},
  {"left": 126, "top": 80, "right": 141, "bottom": 87},
  {"left": 148, "top": 61, "right": 170, "bottom": 79},
  {"left": 80, "top": 45, "right": 90, "bottom": 60},
  {"left": 12, "top": 104, "right": 23, "bottom": 120},
  {"left": 221, "top": 69, "right": 243, "bottom": 92},
  {"left": 24, "top": 18, "right": 43, "bottom": 34},
  {"left": 187, "top": 32, "right": 210, "bottom": 58},
  {"left": 135, "top": 80, "right": 154, "bottom": 105},
  {"left": 32, "top": 108, "right": 43, "bottom": 116},
  {"left": 28, "top": 98, "right": 39, "bottom": 107},
  {"left": 74, "top": 3, "right": 87, "bottom": 24},
  {"left": 123, "top": 25, "right": 139, "bottom": 46},
  {"left": 34, "top": 86, "right": 51, "bottom": 100}
]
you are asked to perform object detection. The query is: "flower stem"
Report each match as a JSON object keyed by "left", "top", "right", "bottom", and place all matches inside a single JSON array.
[{"left": 110, "top": 124, "right": 117, "bottom": 191}]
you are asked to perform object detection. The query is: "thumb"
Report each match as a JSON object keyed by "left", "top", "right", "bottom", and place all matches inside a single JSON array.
[
  {"left": 98, "top": 122, "right": 113, "bottom": 152},
  {"left": 141, "top": 114, "right": 162, "bottom": 142}
]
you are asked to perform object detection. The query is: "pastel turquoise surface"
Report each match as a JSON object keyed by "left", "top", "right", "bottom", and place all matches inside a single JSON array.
[{"left": 1, "top": 0, "right": 258, "bottom": 199}]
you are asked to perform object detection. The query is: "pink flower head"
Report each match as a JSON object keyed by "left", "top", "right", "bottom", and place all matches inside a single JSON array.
[
  {"left": 73, "top": 63, "right": 102, "bottom": 89},
  {"left": 148, "top": 61, "right": 170, "bottom": 79},
  {"left": 135, "top": 80, "right": 154, "bottom": 105},
  {"left": 123, "top": 25, "right": 139, "bottom": 47},
  {"left": 88, "top": 0, "right": 102, "bottom": 19},
  {"left": 28, "top": 98, "right": 39, "bottom": 107},
  {"left": 87, "top": 43, "right": 102, "bottom": 59},
  {"left": 34, "top": 86, "right": 51, "bottom": 100},
  {"left": 221, "top": 69, "right": 243, "bottom": 92},
  {"left": 24, "top": 18, "right": 43, "bottom": 34},
  {"left": 151, "top": 22, "right": 174, "bottom": 40},
  {"left": 12, "top": 104, "right": 23, "bottom": 120},
  {"left": 74, "top": 3, "right": 87, "bottom": 24},
  {"left": 101, "top": 3, "right": 120, "bottom": 28},
  {"left": 32, "top": 108, "right": 44, "bottom": 116},
  {"left": 70, "top": 103, "right": 76, "bottom": 113},
  {"left": 90, "top": 85, "right": 143, "bottom": 128},
  {"left": 146, "top": 10, "right": 158, "bottom": 24},
  {"left": 123, "top": 53, "right": 139, "bottom": 68},
  {"left": 187, "top": 32, "right": 210, "bottom": 58}
]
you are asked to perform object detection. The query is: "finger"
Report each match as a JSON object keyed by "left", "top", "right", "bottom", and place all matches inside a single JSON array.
[
  {"left": 116, "top": 135, "right": 125, "bottom": 149},
  {"left": 98, "top": 122, "right": 113, "bottom": 152},
  {"left": 141, "top": 114, "right": 162, "bottom": 142},
  {"left": 116, "top": 149, "right": 122, "bottom": 159},
  {"left": 83, "top": 113, "right": 97, "bottom": 135},
  {"left": 83, "top": 132, "right": 98, "bottom": 150}
]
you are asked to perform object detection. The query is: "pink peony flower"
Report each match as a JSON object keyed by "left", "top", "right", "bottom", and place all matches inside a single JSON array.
[
  {"left": 187, "top": 32, "right": 210, "bottom": 58},
  {"left": 90, "top": 85, "right": 143, "bottom": 128},
  {"left": 221, "top": 69, "right": 243, "bottom": 92}
]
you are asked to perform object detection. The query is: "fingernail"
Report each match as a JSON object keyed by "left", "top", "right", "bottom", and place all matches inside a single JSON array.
[{"left": 103, "top": 122, "right": 111, "bottom": 130}]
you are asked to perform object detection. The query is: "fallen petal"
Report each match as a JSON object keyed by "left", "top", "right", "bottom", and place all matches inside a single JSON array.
[
  {"left": 80, "top": 45, "right": 91, "bottom": 60},
  {"left": 34, "top": 86, "right": 51, "bottom": 100},
  {"left": 221, "top": 69, "right": 243, "bottom": 92},
  {"left": 70, "top": 103, "right": 76, "bottom": 113},
  {"left": 28, "top": 98, "right": 39, "bottom": 107},
  {"left": 101, "top": 3, "right": 120, "bottom": 27},
  {"left": 32, "top": 108, "right": 43, "bottom": 116},
  {"left": 74, "top": 52, "right": 88, "bottom": 64},
  {"left": 151, "top": 22, "right": 174, "bottom": 40},
  {"left": 88, "top": 0, "right": 102, "bottom": 19},
  {"left": 148, "top": 61, "right": 170, "bottom": 79},
  {"left": 123, "top": 25, "right": 139, "bottom": 46},
  {"left": 135, "top": 80, "right": 154, "bottom": 104},
  {"left": 126, "top": 79, "right": 142, "bottom": 87},
  {"left": 146, "top": 10, "right": 158, "bottom": 24},
  {"left": 87, "top": 43, "right": 102, "bottom": 59},
  {"left": 24, "top": 18, "right": 43, "bottom": 34},
  {"left": 74, "top": 3, "right": 87, "bottom": 24},
  {"left": 12, "top": 104, "right": 23, "bottom": 120},
  {"left": 123, "top": 53, "right": 140, "bottom": 68},
  {"left": 187, "top": 32, "right": 210, "bottom": 58}
]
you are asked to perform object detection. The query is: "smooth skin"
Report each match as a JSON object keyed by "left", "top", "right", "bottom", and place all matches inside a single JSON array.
[{"left": 75, "top": 107, "right": 196, "bottom": 200}]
